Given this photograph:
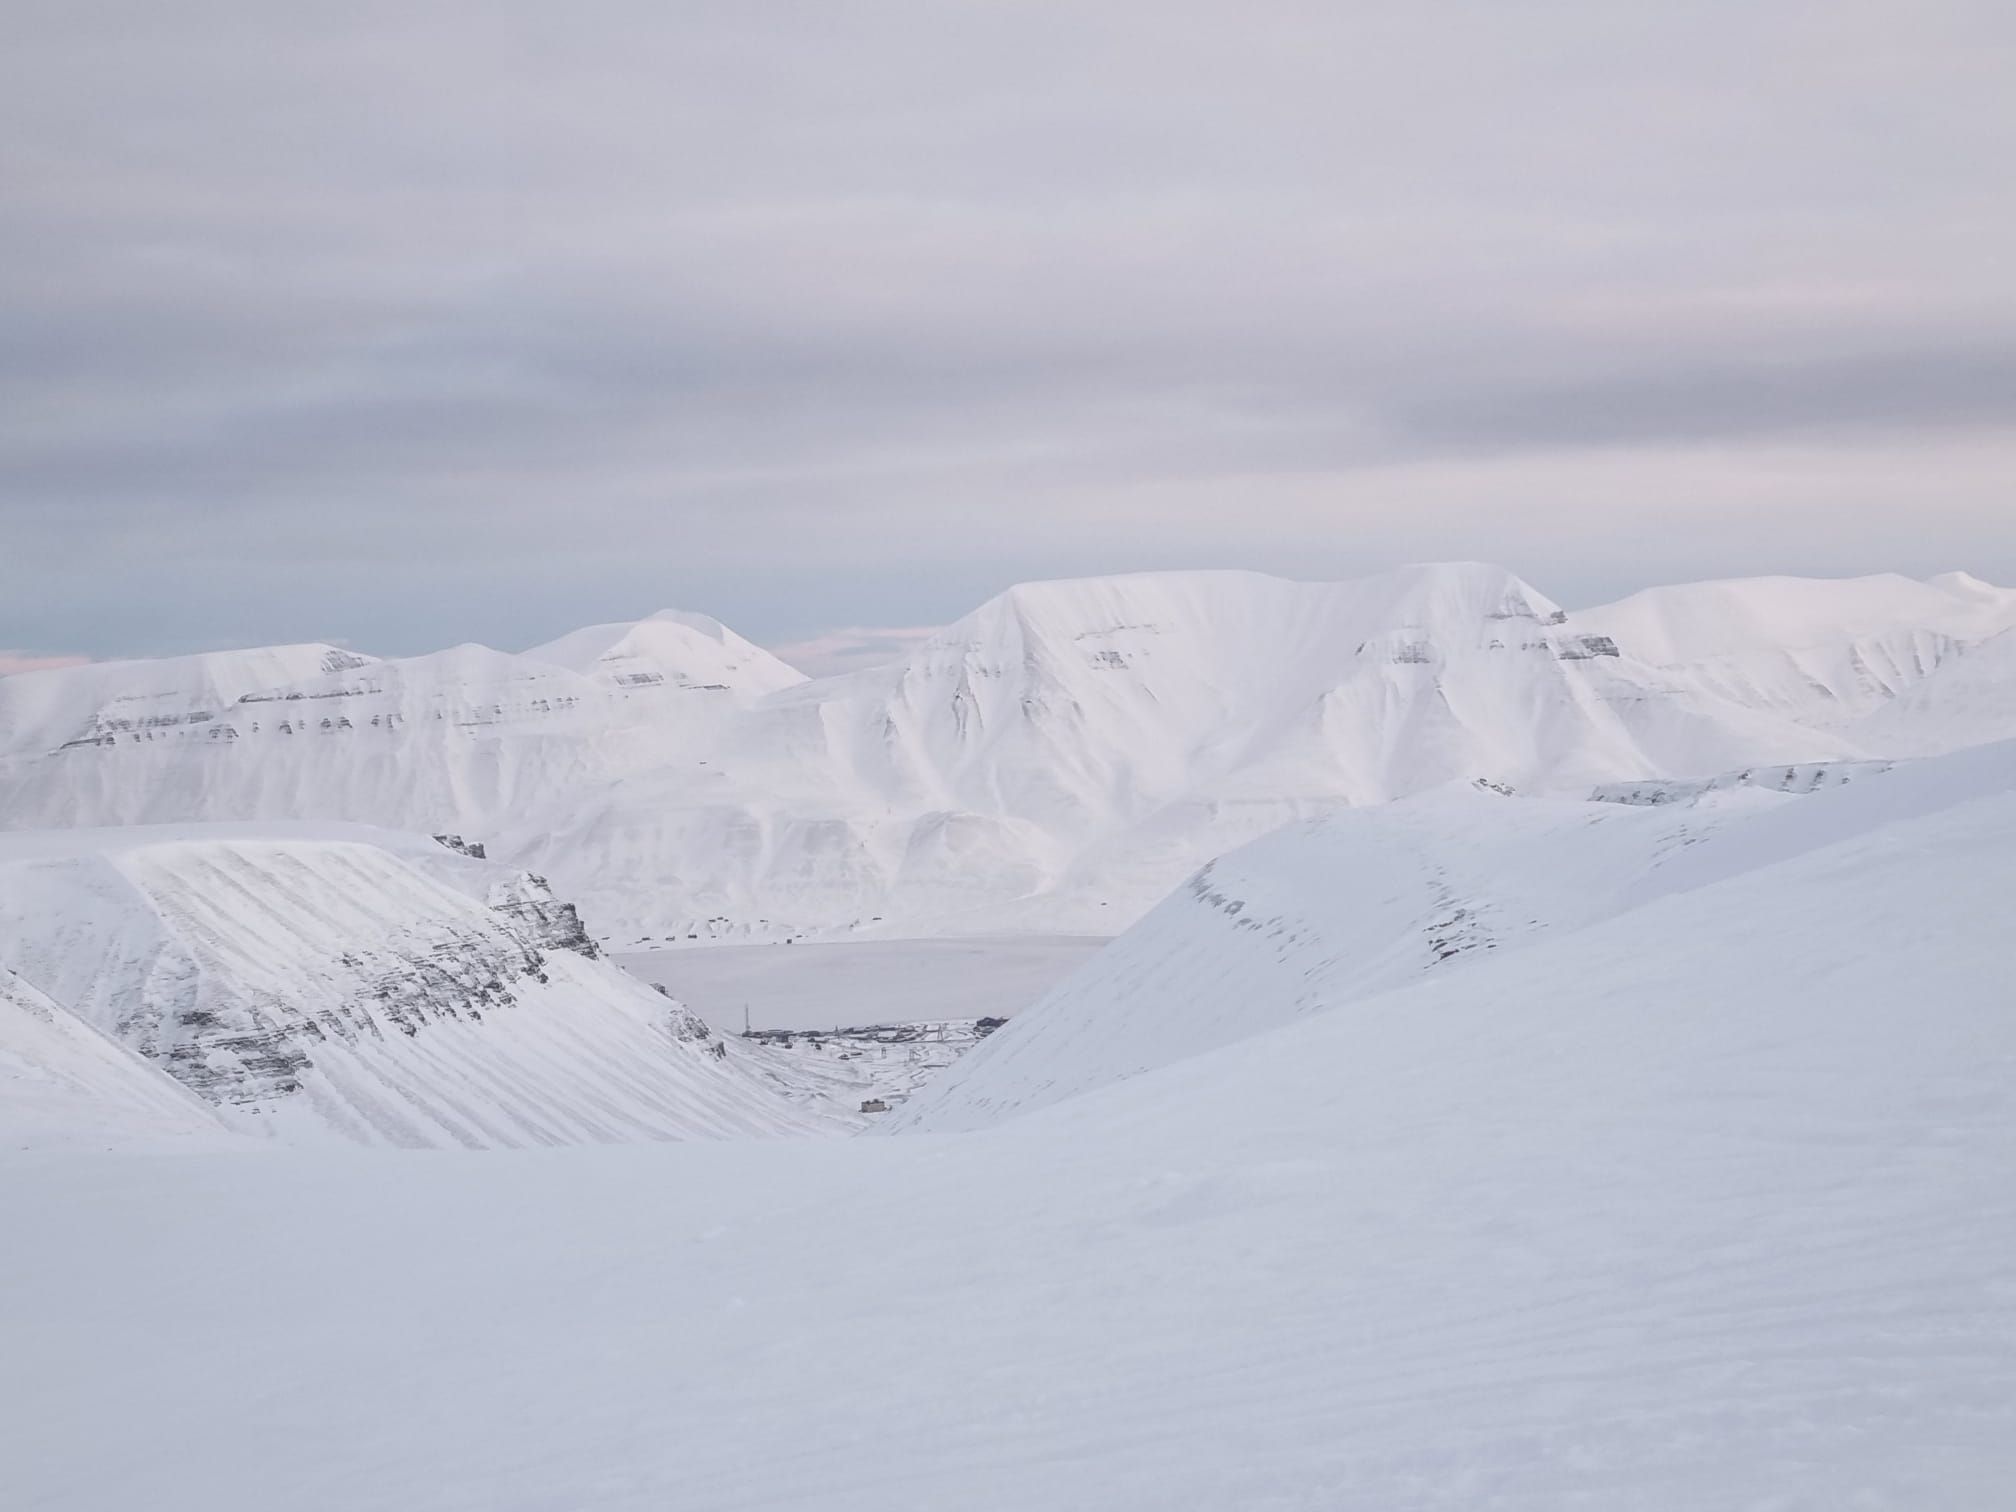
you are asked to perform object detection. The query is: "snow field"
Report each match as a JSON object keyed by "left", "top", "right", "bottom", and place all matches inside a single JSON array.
[{"left": 6, "top": 763, "right": 2014, "bottom": 1508}]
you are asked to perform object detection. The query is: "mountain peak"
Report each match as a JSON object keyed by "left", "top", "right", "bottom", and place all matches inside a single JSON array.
[{"left": 524, "top": 611, "right": 805, "bottom": 695}]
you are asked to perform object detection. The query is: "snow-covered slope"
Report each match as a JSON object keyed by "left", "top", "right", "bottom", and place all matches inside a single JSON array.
[
  {"left": 525, "top": 608, "right": 806, "bottom": 694},
  {"left": 0, "top": 825, "right": 847, "bottom": 1147},
  {"left": 8, "top": 752, "right": 2014, "bottom": 1509},
  {"left": 1845, "top": 625, "right": 2016, "bottom": 756},
  {"left": 0, "top": 964, "right": 236, "bottom": 1151},
  {"left": 1575, "top": 570, "right": 2016, "bottom": 727},
  {"left": 1575, "top": 569, "right": 2016, "bottom": 664},
  {"left": 5, "top": 565, "right": 2012, "bottom": 942},
  {"left": 889, "top": 782, "right": 1706, "bottom": 1132},
  {"left": 896, "top": 739, "right": 2016, "bottom": 1132}
]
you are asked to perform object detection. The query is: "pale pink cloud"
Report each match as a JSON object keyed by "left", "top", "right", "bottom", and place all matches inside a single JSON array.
[
  {"left": 768, "top": 626, "right": 940, "bottom": 679},
  {"left": 0, "top": 651, "right": 90, "bottom": 676}
]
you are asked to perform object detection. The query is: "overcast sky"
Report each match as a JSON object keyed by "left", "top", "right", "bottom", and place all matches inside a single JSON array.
[{"left": 5, "top": 1, "right": 2015, "bottom": 667}]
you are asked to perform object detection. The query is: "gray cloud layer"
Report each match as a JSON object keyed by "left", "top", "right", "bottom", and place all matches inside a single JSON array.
[{"left": 4, "top": 1, "right": 2014, "bottom": 658}]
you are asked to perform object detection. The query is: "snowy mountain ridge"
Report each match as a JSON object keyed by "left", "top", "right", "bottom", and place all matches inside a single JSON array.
[{"left": 5, "top": 563, "right": 2014, "bottom": 943}]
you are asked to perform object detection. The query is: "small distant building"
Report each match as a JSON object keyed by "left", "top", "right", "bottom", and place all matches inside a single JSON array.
[{"left": 859, "top": 1099, "right": 890, "bottom": 1114}]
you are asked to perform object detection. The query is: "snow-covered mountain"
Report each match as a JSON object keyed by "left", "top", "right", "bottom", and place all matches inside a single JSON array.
[
  {"left": 0, "top": 637, "right": 736, "bottom": 858},
  {"left": 0, "top": 825, "right": 851, "bottom": 1147},
  {"left": 887, "top": 781, "right": 1704, "bottom": 1132},
  {"left": 894, "top": 737, "right": 2016, "bottom": 1133},
  {"left": 1573, "top": 570, "right": 2016, "bottom": 729},
  {"left": 1845, "top": 624, "right": 2016, "bottom": 755},
  {"left": 4, "top": 565, "right": 2013, "bottom": 943},
  {"left": 1572, "top": 569, "right": 2016, "bottom": 666},
  {"left": 0, "top": 641, "right": 377, "bottom": 757},
  {"left": 524, "top": 608, "right": 807, "bottom": 695},
  {"left": 0, "top": 963, "right": 236, "bottom": 1151}
]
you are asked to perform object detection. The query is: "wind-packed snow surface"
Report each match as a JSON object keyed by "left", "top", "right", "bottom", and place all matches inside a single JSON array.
[
  {"left": 0, "top": 825, "right": 851, "bottom": 1148},
  {"left": 6, "top": 565, "right": 2014, "bottom": 942},
  {"left": 5, "top": 740, "right": 2014, "bottom": 1509}
]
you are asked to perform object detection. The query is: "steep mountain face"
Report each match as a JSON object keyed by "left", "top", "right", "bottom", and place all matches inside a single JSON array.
[
  {"left": 893, "top": 737, "right": 2016, "bottom": 1134},
  {"left": 0, "top": 964, "right": 236, "bottom": 1151},
  {"left": 3, "top": 566, "right": 2012, "bottom": 944},
  {"left": 0, "top": 825, "right": 848, "bottom": 1147}
]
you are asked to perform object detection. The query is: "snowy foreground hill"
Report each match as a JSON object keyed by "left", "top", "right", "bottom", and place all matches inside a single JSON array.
[
  {"left": 891, "top": 739, "right": 2015, "bottom": 1132},
  {"left": 5, "top": 563, "right": 2015, "bottom": 943},
  {"left": 5, "top": 736, "right": 2013, "bottom": 1508}
]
